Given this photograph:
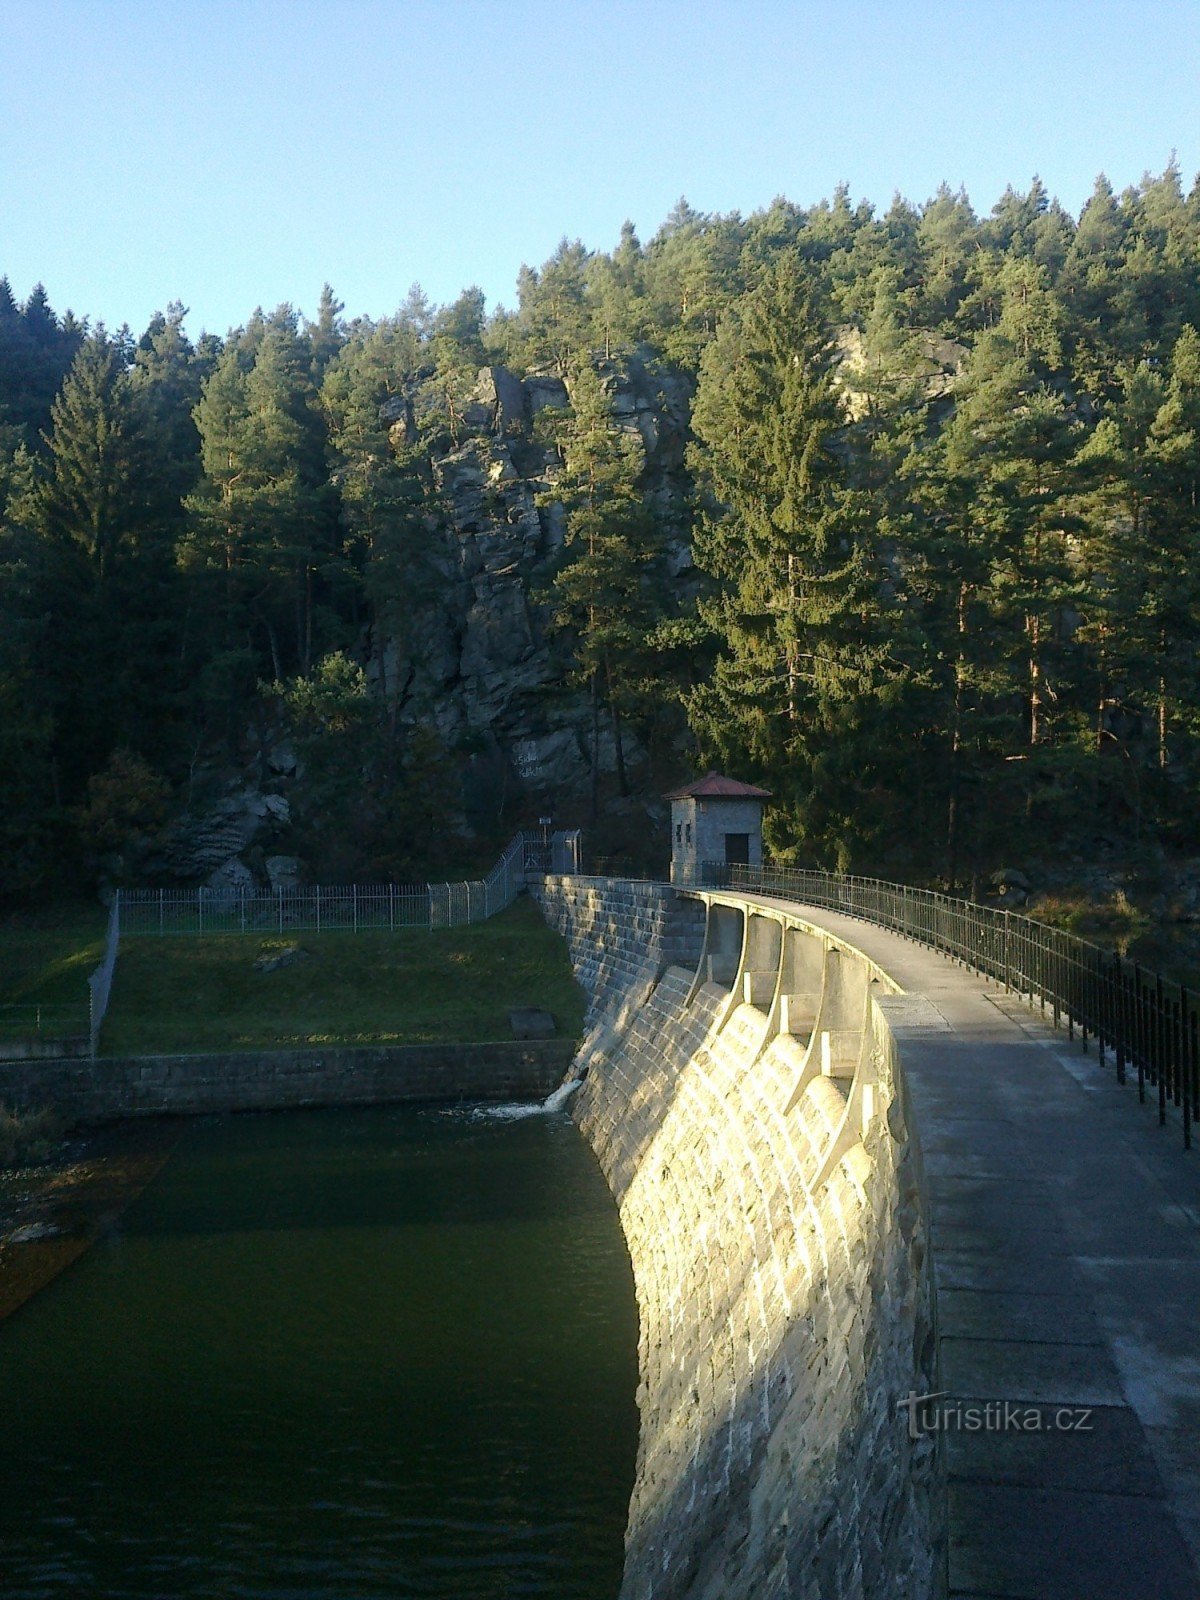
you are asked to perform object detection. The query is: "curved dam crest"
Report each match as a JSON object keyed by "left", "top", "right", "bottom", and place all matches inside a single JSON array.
[{"left": 533, "top": 876, "right": 943, "bottom": 1600}]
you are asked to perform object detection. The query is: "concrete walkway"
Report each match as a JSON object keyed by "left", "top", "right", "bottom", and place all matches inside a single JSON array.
[{"left": 745, "top": 895, "right": 1200, "bottom": 1600}]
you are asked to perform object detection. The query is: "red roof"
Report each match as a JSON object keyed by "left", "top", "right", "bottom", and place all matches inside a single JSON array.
[{"left": 665, "top": 771, "right": 773, "bottom": 801}]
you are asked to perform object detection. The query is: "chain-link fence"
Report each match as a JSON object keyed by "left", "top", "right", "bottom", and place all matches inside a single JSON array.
[
  {"left": 117, "top": 830, "right": 581, "bottom": 938},
  {"left": 119, "top": 882, "right": 432, "bottom": 936},
  {"left": 11, "top": 831, "right": 578, "bottom": 1059}
]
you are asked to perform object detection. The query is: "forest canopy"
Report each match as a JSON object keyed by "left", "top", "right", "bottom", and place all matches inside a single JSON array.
[{"left": 2, "top": 167, "right": 1200, "bottom": 895}]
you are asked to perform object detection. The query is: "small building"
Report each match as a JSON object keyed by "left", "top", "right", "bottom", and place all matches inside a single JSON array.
[{"left": 666, "top": 772, "right": 772, "bottom": 885}]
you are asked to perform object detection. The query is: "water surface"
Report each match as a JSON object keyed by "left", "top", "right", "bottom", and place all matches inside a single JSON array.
[{"left": 0, "top": 1105, "right": 638, "bottom": 1599}]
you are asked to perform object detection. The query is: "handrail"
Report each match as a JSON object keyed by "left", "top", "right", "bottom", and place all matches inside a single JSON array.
[{"left": 697, "top": 861, "right": 1199, "bottom": 1152}]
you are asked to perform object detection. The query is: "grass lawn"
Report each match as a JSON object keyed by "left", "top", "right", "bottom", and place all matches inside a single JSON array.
[
  {"left": 102, "top": 895, "right": 585, "bottom": 1055},
  {"left": 0, "top": 903, "right": 105, "bottom": 1045}
]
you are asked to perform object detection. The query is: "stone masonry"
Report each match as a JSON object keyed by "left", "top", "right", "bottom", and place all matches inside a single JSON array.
[
  {"left": 532, "top": 876, "right": 943, "bottom": 1600},
  {"left": 0, "top": 1040, "right": 573, "bottom": 1123}
]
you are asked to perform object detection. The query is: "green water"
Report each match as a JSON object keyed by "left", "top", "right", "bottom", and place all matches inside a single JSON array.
[{"left": 0, "top": 1105, "right": 639, "bottom": 1599}]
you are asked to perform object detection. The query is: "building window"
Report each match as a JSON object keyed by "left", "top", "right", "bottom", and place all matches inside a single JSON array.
[
  {"left": 675, "top": 823, "right": 682, "bottom": 843},
  {"left": 685, "top": 822, "right": 692, "bottom": 845}
]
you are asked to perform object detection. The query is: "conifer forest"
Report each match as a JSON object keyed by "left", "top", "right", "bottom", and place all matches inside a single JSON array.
[{"left": 3, "top": 170, "right": 1200, "bottom": 899}]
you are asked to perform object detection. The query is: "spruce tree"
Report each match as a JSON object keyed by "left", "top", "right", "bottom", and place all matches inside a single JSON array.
[
  {"left": 542, "top": 359, "right": 662, "bottom": 816},
  {"left": 688, "top": 253, "right": 891, "bottom": 862}
]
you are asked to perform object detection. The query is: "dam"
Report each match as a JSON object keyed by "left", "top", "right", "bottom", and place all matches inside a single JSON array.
[{"left": 534, "top": 873, "right": 1200, "bottom": 1600}]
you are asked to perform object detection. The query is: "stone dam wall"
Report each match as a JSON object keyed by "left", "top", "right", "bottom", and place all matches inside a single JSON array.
[
  {"left": 0, "top": 1039, "right": 573, "bottom": 1122},
  {"left": 534, "top": 876, "right": 943, "bottom": 1600}
]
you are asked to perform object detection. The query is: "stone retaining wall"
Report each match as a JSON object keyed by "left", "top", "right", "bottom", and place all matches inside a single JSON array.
[
  {"left": 0, "top": 1039, "right": 574, "bottom": 1122},
  {"left": 533, "top": 876, "right": 942, "bottom": 1600}
]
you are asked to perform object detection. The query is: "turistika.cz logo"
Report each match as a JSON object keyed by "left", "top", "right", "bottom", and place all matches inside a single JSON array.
[{"left": 896, "top": 1391, "right": 1094, "bottom": 1441}]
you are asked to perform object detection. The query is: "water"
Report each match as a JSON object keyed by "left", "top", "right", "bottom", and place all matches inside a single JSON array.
[
  {"left": 0, "top": 1104, "right": 638, "bottom": 1599},
  {"left": 468, "top": 1075, "right": 586, "bottom": 1123}
]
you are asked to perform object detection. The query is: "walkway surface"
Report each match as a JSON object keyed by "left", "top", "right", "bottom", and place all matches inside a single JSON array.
[{"left": 746, "top": 895, "right": 1200, "bottom": 1600}]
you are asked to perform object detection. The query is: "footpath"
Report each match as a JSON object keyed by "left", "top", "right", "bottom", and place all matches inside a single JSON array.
[{"left": 748, "top": 894, "right": 1200, "bottom": 1600}]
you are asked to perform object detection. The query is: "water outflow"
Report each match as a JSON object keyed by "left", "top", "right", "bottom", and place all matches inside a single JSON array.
[{"left": 472, "top": 1072, "right": 587, "bottom": 1122}]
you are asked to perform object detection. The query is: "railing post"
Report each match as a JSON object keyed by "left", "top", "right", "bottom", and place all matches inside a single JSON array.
[
  {"left": 353, "top": 884, "right": 359, "bottom": 933},
  {"left": 159, "top": 887, "right": 164, "bottom": 937},
  {"left": 278, "top": 884, "right": 283, "bottom": 934},
  {"left": 1158, "top": 975, "right": 1168, "bottom": 1126},
  {"left": 389, "top": 883, "right": 395, "bottom": 932},
  {"left": 316, "top": 885, "right": 322, "bottom": 934},
  {"left": 1003, "top": 910, "right": 1011, "bottom": 992}
]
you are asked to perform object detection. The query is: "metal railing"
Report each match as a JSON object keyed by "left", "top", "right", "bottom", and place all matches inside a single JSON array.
[
  {"left": 118, "top": 829, "right": 579, "bottom": 938},
  {"left": 698, "top": 862, "right": 1200, "bottom": 1152},
  {"left": 119, "top": 882, "right": 432, "bottom": 935}
]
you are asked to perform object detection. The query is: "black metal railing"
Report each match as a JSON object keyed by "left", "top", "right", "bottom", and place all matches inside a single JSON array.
[{"left": 697, "top": 861, "right": 1199, "bottom": 1151}]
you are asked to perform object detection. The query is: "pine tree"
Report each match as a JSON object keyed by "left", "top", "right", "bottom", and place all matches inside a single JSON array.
[
  {"left": 541, "top": 360, "right": 662, "bottom": 816},
  {"left": 38, "top": 332, "right": 148, "bottom": 584}
]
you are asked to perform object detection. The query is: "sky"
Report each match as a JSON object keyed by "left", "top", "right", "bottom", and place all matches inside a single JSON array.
[{"left": 2, "top": 0, "right": 1198, "bottom": 339}]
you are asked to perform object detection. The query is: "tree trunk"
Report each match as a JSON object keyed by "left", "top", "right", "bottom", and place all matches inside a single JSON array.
[
  {"left": 1158, "top": 634, "right": 1168, "bottom": 770},
  {"left": 606, "top": 659, "right": 628, "bottom": 797},
  {"left": 589, "top": 668, "right": 600, "bottom": 827},
  {"left": 946, "top": 582, "right": 968, "bottom": 893},
  {"left": 785, "top": 552, "right": 799, "bottom": 724},
  {"left": 1029, "top": 610, "right": 1043, "bottom": 745},
  {"left": 265, "top": 617, "right": 283, "bottom": 683}
]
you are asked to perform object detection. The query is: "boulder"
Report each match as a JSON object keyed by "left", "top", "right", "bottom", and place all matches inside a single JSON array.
[
  {"left": 509, "top": 1007, "right": 556, "bottom": 1040},
  {"left": 254, "top": 943, "right": 311, "bottom": 974},
  {"left": 524, "top": 374, "right": 568, "bottom": 415},
  {"left": 470, "top": 366, "right": 525, "bottom": 433},
  {"left": 205, "top": 857, "right": 256, "bottom": 897},
  {"left": 379, "top": 392, "right": 417, "bottom": 445},
  {"left": 991, "top": 867, "right": 1031, "bottom": 892},
  {"left": 266, "top": 740, "right": 298, "bottom": 776},
  {"left": 265, "top": 855, "right": 302, "bottom": 891},
  {"left": 149, "top": 779, "right": 292, "bottom": 884}
]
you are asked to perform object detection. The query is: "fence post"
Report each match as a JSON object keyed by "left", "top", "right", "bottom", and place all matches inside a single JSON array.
[
  {"left": 353, "top": 884, "right": 359, "bottom": 933},
  {"left": 159, "top": 887, "right": 164, "bottom": 936},
  {"left": 316, "top": 885, "right": 322, "bottom": 934},
  {"left": 199, "top": 889, "right": 204, "bottom": 937},
  {"left": 240, "top": 888, "right": 246, "bottom": 934},
  {"left": 389, "top": 884, "right": 395, "bottom": 932}
]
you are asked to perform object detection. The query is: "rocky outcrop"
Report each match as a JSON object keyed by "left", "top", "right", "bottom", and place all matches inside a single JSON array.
[
  {"left": 148, "top": 785, "right": 292, "bottom": 884},
  {"left": 377, "top": 350, "right": 697, "bottom": 795}
]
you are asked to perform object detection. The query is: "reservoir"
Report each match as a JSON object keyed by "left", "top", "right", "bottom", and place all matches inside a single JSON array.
[{"left": 0, "top": 1104, "right": 639, "bottom": 1599}]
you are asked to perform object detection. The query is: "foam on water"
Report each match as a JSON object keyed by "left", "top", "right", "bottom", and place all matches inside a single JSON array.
[{"left": 452, "top": 1076, "right": 586, "bottom": 1122}]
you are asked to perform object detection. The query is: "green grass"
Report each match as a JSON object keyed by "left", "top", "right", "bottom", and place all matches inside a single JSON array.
[
  {"left": 0, "top": 903, "right": 104, "bottom": 1042},
  {"left": 101, "top": 896, "right": 585, "bottom": 1055}
]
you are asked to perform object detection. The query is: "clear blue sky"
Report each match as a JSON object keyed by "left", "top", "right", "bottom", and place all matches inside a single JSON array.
[{"left": 2, "top": 0, "right": 1197, "bottom": 338}]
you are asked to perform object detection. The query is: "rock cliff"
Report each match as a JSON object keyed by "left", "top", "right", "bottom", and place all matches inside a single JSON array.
[{"left": 382, "top": 351, "right": 696, "bottom": 796}]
